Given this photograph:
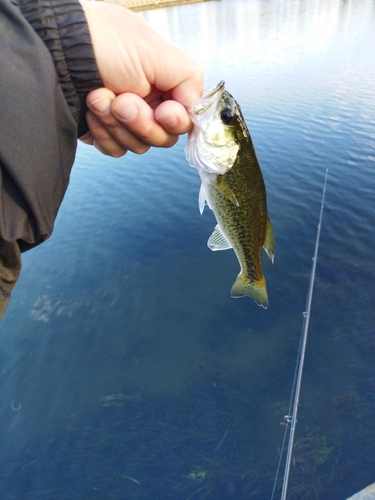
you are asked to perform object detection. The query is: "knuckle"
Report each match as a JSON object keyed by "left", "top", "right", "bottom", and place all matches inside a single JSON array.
[
  {"left": 138, "top": 123, "right": 156, "bottom": 141},
  {"left": 94, "top": 138, "right": 127, "bottom": 158},
  {"left": 132, "top": 144, "right": 150, "bottom": 155},
  {"left": 111, "top": 149, "right": 128, "bottom": 158},
  {"left": 164, "top": 136, "right": 179, "bottom": 148},
  {"left": 95, "top": 128, "right": 112, "bottom": 142}
]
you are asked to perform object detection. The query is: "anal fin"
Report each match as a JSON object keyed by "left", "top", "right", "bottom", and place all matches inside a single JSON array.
[{"left": 207, "top": 224, "right": 232, "bottom": 251}]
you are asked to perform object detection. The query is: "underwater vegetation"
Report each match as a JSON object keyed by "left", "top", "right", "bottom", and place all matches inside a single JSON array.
[
  {"left": 0, "top": 355, "right": 374, "bottom": 500},
  {"left": 284, "top": 384, "right": 375, "bottom": 500}
]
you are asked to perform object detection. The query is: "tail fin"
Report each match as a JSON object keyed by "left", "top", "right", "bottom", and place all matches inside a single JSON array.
[{"left": 230, "top": 273, "right": 269, "bottom": 309}]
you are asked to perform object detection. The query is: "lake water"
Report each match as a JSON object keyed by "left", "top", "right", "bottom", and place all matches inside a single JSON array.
[{"left": 1, "top": 0, "right": 374, "bottom": 498}]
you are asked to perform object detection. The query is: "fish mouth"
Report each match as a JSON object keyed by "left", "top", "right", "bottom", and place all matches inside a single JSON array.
[
  {"left": 204, "top": 80, "right": 225, "bottom": 99},
  {"left": 191, "top": 81, "right": 226, "bottom": 116}
]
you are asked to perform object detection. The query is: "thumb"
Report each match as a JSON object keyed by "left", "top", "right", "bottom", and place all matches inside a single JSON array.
[
  {"left": 170, "top": 64, "right": 204, "bottom": 108},
  {"left": 151, "top": 46, "right": 204, "bottom": 107}
]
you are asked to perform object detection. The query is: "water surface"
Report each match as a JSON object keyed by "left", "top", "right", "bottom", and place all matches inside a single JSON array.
[{"left": 1, "top": 0, "right": 374, "bottom": 498}]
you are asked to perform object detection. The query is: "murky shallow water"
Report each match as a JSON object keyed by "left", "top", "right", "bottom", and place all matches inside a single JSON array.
[{"left": 1, "top": 0, "right": 374, "bottom": 498}]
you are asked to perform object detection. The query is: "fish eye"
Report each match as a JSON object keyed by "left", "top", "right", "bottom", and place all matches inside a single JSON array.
[{"left": 220, "top": 108, "right": 233, "bottom": 125}]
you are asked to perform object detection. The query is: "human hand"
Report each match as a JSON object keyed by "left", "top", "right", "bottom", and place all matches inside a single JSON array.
[
  {"left": 79, "top": 86, "right": 195, "bottom": 157},
  {"left": 79, "top": 1, "right": 203, "bottom": 157}
]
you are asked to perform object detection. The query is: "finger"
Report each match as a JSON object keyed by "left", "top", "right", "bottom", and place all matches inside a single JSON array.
[
  {"left": 154, "top": 100, "right": 193, "bottom": 135},
  {"left": 170, "top": 64, "right": 204, "bottom": 107},
  {"left": 87, "top": 89, "right": 151, "bottom": 155},
  {"left": 79, "top": 131, "right": 94, "bottom": 145},
  {"left": 151, "top": 51, "right": 204, "bottom": 107},
  {"left": 112, "top": 93, "right": 179, "bottom": 148},
  {"left": 87, "top": 87, "right": 116, "bottom": 116},
  {"left": 86, "top": 111, "right": 128, "bottom": 158}
]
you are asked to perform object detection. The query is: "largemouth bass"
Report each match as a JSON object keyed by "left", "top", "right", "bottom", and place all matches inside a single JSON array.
[{"left": 185, "top": 81, "right": 274, "bottom": 308}]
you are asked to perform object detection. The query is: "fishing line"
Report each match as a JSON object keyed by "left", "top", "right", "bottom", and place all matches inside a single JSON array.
[{"left": 271, "top": 168, "right": 329, "bottom": 500}]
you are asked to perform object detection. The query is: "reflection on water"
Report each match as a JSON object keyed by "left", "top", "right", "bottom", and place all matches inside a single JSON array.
[{"left": 1, "top": 0, "right": 375, "bottom": 498}]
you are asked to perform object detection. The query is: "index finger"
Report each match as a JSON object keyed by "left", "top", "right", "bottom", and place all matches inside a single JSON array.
[{"left": 112, "top": 93, "right": 179, "bottom": 148}]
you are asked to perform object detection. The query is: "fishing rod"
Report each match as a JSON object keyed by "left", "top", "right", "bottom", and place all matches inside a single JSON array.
[{"left": 271, "top": 169, "right": 329, "bottom": 500}]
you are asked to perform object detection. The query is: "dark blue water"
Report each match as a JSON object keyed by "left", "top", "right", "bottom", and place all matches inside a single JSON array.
[{"left": 1, "top": 0, "right": 374, "bottom": 498}]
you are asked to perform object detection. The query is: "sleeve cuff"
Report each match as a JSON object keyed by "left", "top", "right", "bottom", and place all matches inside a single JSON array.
[{"left": 15, "top": 0, "right": 103, "bottom": 136}]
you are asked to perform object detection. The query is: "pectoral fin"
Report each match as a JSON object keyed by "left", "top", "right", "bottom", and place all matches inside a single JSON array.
[
  {"left": 216, "top": 177, "right": 239, "bottom": 207},
  {"left": 207, "top": 225, "right": 232, "bottom": 251},
  {"left": 198, "top": 183, "right": 207, "bottom": 214},
  {"left": 263, "top": 216, "right": 275, "bottom": 263}
]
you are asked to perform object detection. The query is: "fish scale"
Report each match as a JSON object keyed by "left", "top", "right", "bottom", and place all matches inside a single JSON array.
[
  {"left": 208, "top": 146, "right": 268, "bottom": 282},
  {"left": 185, "top": 81, "right": 274, "bottom": 308}
]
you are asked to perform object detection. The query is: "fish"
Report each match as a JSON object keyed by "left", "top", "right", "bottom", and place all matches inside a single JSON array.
[{"left": 185, "top": 81, "right": 275, "bottom": 308}]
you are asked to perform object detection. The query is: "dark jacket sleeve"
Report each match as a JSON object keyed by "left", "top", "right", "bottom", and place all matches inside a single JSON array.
[{"left": 0, "top": 0, "right": 102, "bottom": 318}]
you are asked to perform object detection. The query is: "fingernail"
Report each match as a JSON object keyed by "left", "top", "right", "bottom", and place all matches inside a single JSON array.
[
  {"left": 89, "top": 95, "right": 111, "bottom": 115},
  {"left": 113, "top": 101, "right": 138, "bottom": 123},
  {"left": 157, "top": 113, "right": 178, "bottom": 129}
]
